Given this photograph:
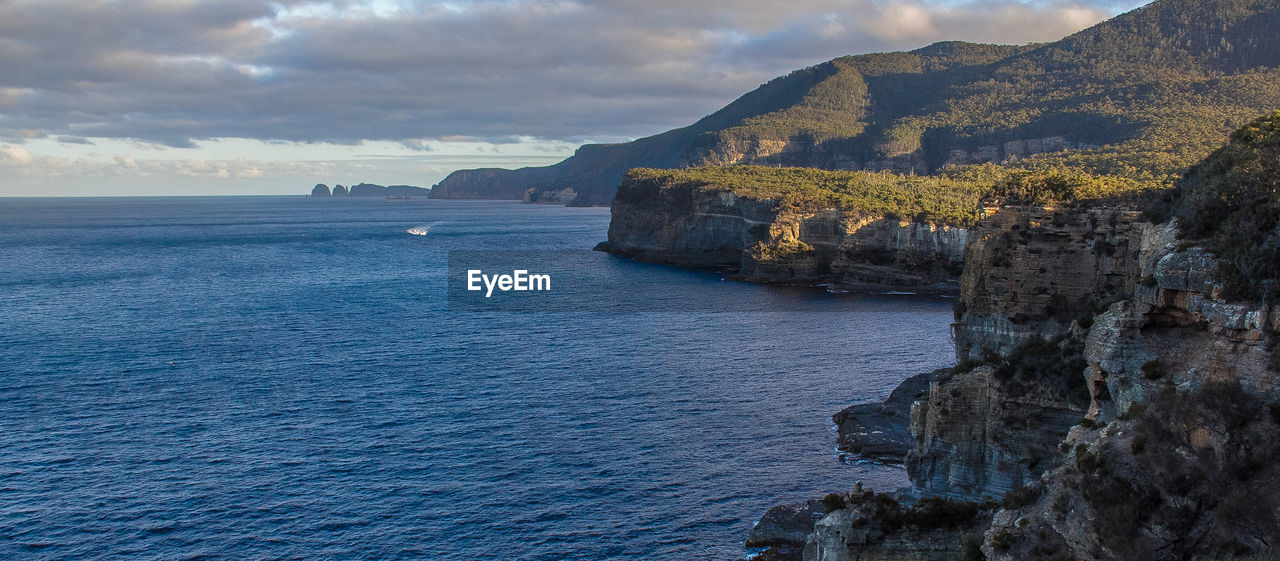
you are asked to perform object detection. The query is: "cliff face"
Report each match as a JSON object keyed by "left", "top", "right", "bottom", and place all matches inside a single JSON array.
[
  {"left": 905, "top": 363, "right": 1086, "bottom": 501},
  {"left": 953, "top": 206, "right": 1151, "bottom": 359},
  {"left": 600, "top": 176, "right": 966, "bottom": 288},
  {"left": 977, "top": 239, "right": 1280, "bottom": 561},
  {"left": 899, "top": 206, "right": 1153, "bottom": 500},
  {"left": 430, "top": 167, "right": 559, "bottom": 200},
  {"left": 792, "top": 207, "right": 1280, "bottom": 561}
]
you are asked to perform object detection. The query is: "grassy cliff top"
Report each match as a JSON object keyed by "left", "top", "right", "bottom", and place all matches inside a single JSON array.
[
  {"left": 626, "top": 166, "right": 988, "bottom": 225},
  {"left": 626, "top": 164, "right": 1169, "bottom": 227}
]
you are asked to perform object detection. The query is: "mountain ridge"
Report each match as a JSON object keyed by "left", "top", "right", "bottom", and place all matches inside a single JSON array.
[{"left": 430, "top": 0, "right": 1280, "bottom": 206}]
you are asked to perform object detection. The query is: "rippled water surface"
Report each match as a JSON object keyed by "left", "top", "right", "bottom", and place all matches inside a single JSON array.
[{"left": 0, "top": 197, "right": 955, "bottom": 560}]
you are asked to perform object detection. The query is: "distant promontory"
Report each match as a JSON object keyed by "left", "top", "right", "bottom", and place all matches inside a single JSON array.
[{"left": 309, "top": 183, "right": 431, "bottom": 197}]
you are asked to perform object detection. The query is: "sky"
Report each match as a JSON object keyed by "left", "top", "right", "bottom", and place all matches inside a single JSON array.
[{"left": 0, "top": 0, "right": 1149, "bottom": 196}]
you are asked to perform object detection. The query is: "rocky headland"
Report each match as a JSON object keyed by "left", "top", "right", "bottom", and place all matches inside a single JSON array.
[
  {"left": 738, "top": 112, "right": 1280, "bottom": 561},
  {"left": 596, "top": 167, "right": 976, "bottom": 289}
]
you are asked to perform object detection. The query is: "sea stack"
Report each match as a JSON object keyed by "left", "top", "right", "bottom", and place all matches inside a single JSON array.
[
  {"left": 332, "top": 184, "right": 349, "bottom": 196},
  {"left": 311, "top": 183, "right": 331, "bottom": 197}
]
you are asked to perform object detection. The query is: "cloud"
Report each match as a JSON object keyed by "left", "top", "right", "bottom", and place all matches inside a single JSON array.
[
  {"left": 114, "top": 154, "right": 138, "bottom": 169},
  {"left": 0, "top": 0, "right": 1122, "bottom": 147},
  {"left": 0, "top": 145, "right": 34, "bottom": 166}
]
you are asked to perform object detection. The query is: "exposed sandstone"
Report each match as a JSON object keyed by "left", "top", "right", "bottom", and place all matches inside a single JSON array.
[
  {"left": 953, "top": 206, "right": 1150, "bottom": 359},
  {"left": 598, "top": 176, "right": 966, "bottom": 288},
  {"left": 786, "top": 198, "right": 1280, "bottom": 560}
]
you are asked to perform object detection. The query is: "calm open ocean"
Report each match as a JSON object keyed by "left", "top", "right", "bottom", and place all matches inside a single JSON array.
[{"left": 0, "top": 196, "right": 955, "bottom": 560}]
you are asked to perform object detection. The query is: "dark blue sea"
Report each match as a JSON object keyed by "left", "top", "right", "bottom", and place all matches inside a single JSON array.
[{"left": 0, "top": 197, "right": 955, "bottom": 560}]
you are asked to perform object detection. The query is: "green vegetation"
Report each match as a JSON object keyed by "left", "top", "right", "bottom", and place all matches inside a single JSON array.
[
  {"left": 1175, "top": 110, "right": 1280, "bottom": 302},
  {"left": 986, "top": 334, "right": 1090, "bottom": 407},
  {"left": 991, "top": 528, "right": 1016, "bottom": 551},
  {"left": 625, "top": 166, "right": 989, "bottom": 225},
  {"left": 708, "top": 58, "right": 870, "bottom": 145},
  {"left": 1072, "top": 381, "right": 1280, "bottom": 559},
  {"left": 1001, "top": 484, "right": 1044, "bottom": 510},
  {"left": 849, "top": 494, "right": 989, "bottom": 532},
  {"left": 1141, "top": 359, "right": 1163, "bottom": 380},
  {"left": 446, "top": 0, "right": 1280, "bottom": 205},
  {"left": 822, "top": 492, "right": 848, "bottom": 513},
  {"left": 979, "top": 165, "right": 1170, "bottom": 206},
  {"left": 960, "top": 532, "right": 987, "bottom": 561},
  {"left": 625, "top": 163, "right": 1167, "bottom": 227},
  {"left": 1119, "top": 402, "right": 1146, "bottom": 421}
]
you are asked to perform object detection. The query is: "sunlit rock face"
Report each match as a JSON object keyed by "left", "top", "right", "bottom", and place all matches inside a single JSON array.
[{"left": 600, "top": 175, "right": 966, "bottom": 288}]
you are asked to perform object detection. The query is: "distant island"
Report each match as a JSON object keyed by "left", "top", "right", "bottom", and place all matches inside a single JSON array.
[{"left": 309, "top": 183, "right": 431, "bottom": 197}]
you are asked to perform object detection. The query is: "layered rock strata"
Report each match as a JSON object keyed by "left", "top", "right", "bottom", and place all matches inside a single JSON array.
[
  {"left": 598, "top": 176, "right": 966, "bottom": 288},
  {"left": 751, "top": 201, "right": 1280, "bottom": 560}
]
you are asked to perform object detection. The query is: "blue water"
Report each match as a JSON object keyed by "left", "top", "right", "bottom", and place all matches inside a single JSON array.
[{"left": 0, "top": 197, "right": 955, "bottom": 560}]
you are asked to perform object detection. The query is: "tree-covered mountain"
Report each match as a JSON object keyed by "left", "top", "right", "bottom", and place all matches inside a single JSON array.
[{"left": 430, "top": 0, "right": 1280, "bottom": 206}]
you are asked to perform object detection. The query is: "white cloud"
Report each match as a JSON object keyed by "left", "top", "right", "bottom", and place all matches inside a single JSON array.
[
  {"left": 0, "top": 0, "right": 1120, "bottom": 147},
  {"left": 0, "top": 145, "right": 34, "bottom": 166},
  {"left": 0, "top": 0, "right": 1139, "bottom": 194}
]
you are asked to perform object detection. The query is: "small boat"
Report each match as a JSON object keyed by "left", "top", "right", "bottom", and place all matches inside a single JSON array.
[{"left": 406, "top": 226, "right": 429, "bottom": 236}]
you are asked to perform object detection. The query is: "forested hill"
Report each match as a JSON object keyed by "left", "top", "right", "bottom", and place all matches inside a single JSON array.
[{"left": 429, "top": 0, "right": 1280, "bottom": 206}]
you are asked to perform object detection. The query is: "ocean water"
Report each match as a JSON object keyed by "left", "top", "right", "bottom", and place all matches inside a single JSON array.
[{"left": 0, "top": 197, "right": 956, "bottom": 560}]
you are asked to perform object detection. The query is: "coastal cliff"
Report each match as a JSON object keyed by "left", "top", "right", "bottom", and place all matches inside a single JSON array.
[
  {"left": 952, "top": 206, "right": 1151, "bottom": 358},
  {"left": 598, "top": 168, "right": 973, "bottom": 288},
  {"left": 430, "top": 167, "right": 559, "bottom": 200},
  {"left": 752, "top": 112, "right": 1280, "bottom": 560}
]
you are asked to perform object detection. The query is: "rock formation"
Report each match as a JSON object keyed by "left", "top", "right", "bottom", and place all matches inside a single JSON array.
[
  {"left": 740, "top": 109, "right": 1280, "bottom": 561},
  {"left": 597, "top": 174, "right": 966, "bottom": 288},
  {"left": 309, "top": 183, "right": 430, "bottom": 197},
  {"left": 750, "top": 202, "right": 1279, "bottom": 560},
  {"left": 347, "top": 183, "right": 431, "bottom": 197},
  {"left": 833, "top": 370, "right": 936, "bottom": 462}
]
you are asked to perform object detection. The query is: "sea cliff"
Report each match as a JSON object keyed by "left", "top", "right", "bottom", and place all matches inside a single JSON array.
[
  {"left": 597, "top": 169, "right": 971, "bottom": 288},
  {"left": 747, "top": 112, "right": 1280, "bottom": 560},
  {"left": 754, "top": 200, "right": 1279, "bottom": 560}
]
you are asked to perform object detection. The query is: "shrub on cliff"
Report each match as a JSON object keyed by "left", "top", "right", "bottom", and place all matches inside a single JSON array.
[
  {"left": 849, "top": 494, "right": 989, "bottom": 533},
  {"left": 1175, "top": 110, "right": 1280, "bottom": 301},
  {"left": 1073, "top": 381, "right": 1280, "bottom": 559},
  {"left": 822, "top": 492, "right": 847, "bottom": 513},
  {"left": 989, "top": 334, "right": 1090, "bottom": 408},
  {"left": 981, "top": 166, "right": 1169, "bottom": 206}
]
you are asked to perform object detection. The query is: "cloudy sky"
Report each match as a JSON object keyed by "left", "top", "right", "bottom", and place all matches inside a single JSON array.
[{"left": 0, "top": 0, "right": 1147, "bottom": 196}]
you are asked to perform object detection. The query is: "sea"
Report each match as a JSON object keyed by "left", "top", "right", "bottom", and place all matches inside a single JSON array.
[{"left": 0, "top": 196, "right": 956, "bottom": 561}]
